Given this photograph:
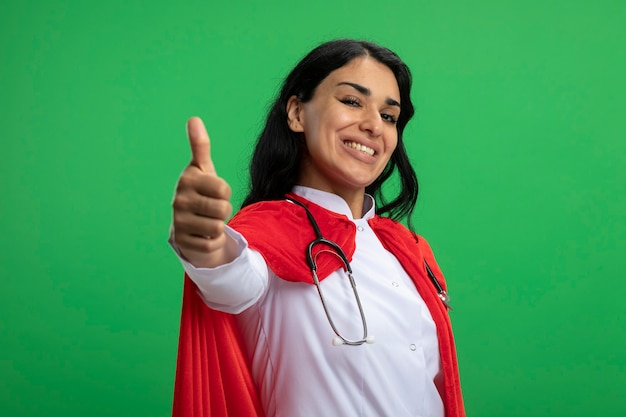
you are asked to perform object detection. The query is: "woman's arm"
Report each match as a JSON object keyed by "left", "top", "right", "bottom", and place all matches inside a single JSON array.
[{"left": 170, "top": 225, "right": 269, "bottom": 314}]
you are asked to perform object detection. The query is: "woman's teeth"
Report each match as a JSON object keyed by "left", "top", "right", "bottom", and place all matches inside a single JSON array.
[{"left": 344, "top": 141, "right": 375, "bottom": 156}]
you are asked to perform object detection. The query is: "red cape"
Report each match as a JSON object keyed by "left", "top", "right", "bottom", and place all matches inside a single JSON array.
[{"left": 172, "top": 195, "right": 465, "bottom": 417}]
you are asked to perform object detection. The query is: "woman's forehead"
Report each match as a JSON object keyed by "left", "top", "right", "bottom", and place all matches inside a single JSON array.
[{"left": 320, "top": 57, "right": 400, "bottom": 99}]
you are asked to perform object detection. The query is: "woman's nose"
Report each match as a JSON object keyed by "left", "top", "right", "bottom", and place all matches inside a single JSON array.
[{"left": 359, "top": 110, "right": 382, "bottom": 137}]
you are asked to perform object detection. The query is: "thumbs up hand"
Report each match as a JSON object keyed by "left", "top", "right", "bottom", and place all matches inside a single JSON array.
[{"left": 172, "top": 117, "right": 237, "bottom": 268}]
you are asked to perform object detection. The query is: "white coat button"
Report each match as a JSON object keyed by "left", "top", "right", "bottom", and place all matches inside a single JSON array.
[
  {"left": 392, "top": 282, "right": 399, "bottom": 287},
  {"left": 357, "top": 225, "right": 365, "bottom": 232},
  {"left": 410, "top": 344, "right": 417, "bottom": 351}
]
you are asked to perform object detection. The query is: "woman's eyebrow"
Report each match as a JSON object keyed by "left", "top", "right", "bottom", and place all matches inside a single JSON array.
[{"left": 337, "top": 81, "right": 401, "bottom": 107}]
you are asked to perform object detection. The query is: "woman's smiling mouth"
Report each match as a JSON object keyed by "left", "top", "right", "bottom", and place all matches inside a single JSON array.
[{"left": 343, "top": 140, "right": 375, "bottom": 156}]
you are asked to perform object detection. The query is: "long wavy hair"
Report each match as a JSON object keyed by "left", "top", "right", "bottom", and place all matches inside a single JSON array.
[{"left": 241, "top": 39, "right": 418, "bottom": 227}]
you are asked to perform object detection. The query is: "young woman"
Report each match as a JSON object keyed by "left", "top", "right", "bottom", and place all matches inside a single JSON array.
[{"left": 171, "top": 39, "right": 465, "bottom": 417}]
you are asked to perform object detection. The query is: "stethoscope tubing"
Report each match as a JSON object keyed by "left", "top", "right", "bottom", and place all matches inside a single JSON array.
[{"left": 286, "top": 197, "right": 452, "bottom": 346}]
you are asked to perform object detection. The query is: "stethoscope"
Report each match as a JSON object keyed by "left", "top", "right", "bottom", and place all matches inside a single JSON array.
[{"left": 286, "top": 198, "right": 452, "bottom": 347}]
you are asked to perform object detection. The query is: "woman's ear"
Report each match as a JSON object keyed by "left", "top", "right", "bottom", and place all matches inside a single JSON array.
[{"left": 286, "top": 95, "right": 305, "bottom": 132}]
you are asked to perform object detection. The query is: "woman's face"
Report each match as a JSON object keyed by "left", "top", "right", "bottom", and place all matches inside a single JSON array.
[{"left": 287, "top": 56, "right": 401, "bottom": 198}]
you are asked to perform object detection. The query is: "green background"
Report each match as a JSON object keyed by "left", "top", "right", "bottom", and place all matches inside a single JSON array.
[{"left": 2, "top": 0, "right": 625, "bottom": 416}]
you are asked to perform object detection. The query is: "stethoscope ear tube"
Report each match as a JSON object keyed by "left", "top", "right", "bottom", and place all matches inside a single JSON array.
[{"left": 424, "top": 260, "right": 453, "bottom": 311}]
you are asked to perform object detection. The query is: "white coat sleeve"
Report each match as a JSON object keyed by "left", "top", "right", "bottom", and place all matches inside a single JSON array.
[{"left": 169, "top": 225, "right": 269, "bottom": 314}]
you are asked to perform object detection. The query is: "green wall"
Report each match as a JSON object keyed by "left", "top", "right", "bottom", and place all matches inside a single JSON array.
[{"left": 2, "top": 1, "right": 625, "bottom": 416}]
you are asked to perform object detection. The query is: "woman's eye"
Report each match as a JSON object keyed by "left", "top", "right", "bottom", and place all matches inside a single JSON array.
[
  {"left": 340, "top": 97, "right": 361, "bottom": 107},
  {"left": 381, "top": 113, "right": 398, "bottom": 124}
]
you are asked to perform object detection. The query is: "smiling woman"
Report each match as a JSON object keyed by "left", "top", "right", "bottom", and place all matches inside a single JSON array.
[
  {"left": 286, "top": 57, "right": 401, "bottom": 216},
  {"left": 170, "top": 39, "right": 465, "bottom": 417}
]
